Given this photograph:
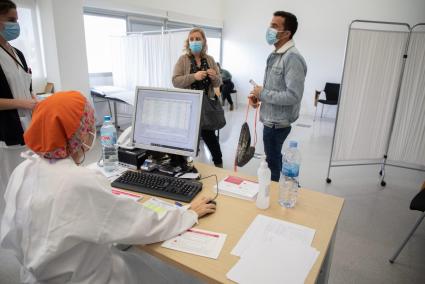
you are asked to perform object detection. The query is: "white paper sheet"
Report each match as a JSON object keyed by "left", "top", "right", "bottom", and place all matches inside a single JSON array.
[
  {"left": 162, "top": 228, "right": 227, "bottom": 259},
  {"left": 111, "top": 188, "right": 143, "bottom": 201},
  {"left": 227, "top": 239, "right": 319, "bottom": 284},
  {"left": 231, "top": 214, "right": 316, "bottom": 257},
  {"left": 86, "top": 162, "right": 128, "bottom": 182},
  {"left": 142, "top": 197, "right": 183, "bottom": 218}
]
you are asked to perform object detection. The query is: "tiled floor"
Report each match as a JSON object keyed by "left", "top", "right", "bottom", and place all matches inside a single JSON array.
[{"left": 1, "top": 104, "right": 424, "bottom": 283}]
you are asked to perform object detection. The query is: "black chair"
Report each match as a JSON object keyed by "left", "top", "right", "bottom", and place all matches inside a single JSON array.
[
  {"left": 389, "top": 182, "right": 425, "bottom": 263},
  {"left": 314, "top": 83, "right": 340, "bottom": 121}
]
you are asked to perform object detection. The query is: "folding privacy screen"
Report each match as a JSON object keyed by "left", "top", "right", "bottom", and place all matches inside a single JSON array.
[{"left": 327, "top": 21, "right": 425, "bottom": 186}]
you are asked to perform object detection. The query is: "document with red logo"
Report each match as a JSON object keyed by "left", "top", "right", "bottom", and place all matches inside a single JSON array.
[
  {"left": 214, "top": 176, "right": 259, "bottom": 201},
  {"left": 162, "top": 228, "right": 227, "bottom": 259}
]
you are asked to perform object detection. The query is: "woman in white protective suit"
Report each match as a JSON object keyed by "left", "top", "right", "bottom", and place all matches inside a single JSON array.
[{"left": 0, "top": 91, "right": 216, "bottom": 283}]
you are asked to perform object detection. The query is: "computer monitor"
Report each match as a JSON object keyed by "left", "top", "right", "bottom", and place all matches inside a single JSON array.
[{"left": 131, "top": 87, "right": 203, "bottom": 158}]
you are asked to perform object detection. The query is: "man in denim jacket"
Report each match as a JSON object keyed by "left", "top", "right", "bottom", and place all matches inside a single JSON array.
[{"left": 249, "top": 11, "right": 307, "bottom": 181}]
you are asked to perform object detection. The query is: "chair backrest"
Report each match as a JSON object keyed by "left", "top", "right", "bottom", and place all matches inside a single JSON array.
[{"left": 324, "top": 83, "right": 340, "bottom": 102}]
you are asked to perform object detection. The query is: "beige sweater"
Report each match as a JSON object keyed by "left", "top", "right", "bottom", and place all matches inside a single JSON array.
[{"left": 172, "top": 54, "right": 222, "bottom": 98}]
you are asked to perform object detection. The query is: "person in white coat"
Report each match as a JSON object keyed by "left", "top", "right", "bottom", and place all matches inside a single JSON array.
[
  {"left": 0, "top": 91, "right": 216, "bottom": 283},
  {"left": 0, "top": 0, "right": 38, "bottom": 215}
]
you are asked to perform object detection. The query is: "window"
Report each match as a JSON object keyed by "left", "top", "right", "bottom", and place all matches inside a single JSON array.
[
  {"left": 84, "top": 14, "right": 126, "bottom": 73},
  {"left": 128, "top": 16, "right": 164, "bottom": 33},
  {"left": 83, "top": 10, "right": 223, "bottom": 74},
  {"left": 12, "top": 0, "right": 44, "bottom": 92},
  {"left": 204, "top": 28, "right": 222, "bottom": 63}
]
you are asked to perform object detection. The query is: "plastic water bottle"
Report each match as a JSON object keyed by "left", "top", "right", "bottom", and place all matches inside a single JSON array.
[
  {"left": 256, "top": 156, "right": 271, "bottom": 210},
  {"left": 279, "top": 141, "right": 301, "bottom": 208},
  {"left": 100, "top": 115, "right": 118, "bottom": 172}
]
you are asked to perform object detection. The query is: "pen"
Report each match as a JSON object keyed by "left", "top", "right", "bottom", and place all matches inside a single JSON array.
[{"left": 175, "top": 201, "right": 183, "bottom": 207}]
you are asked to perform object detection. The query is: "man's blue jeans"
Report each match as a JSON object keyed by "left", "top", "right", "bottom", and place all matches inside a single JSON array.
[{"left": 263, "top": 125, "right": 292, "bottom": 182}]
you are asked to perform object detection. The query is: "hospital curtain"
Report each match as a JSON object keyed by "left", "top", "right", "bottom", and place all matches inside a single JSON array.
[
  {"left": 110, "top": 30, "right": 188, "bottom": 90},
  {"left": 332, "top": 29, "right": 409, "bottom": 161},
  {"left": 388, "top": 30, "right": 425, "bottom": 167}
]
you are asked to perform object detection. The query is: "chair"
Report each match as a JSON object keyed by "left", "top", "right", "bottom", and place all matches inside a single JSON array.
[
  {"left": 389, "top": 182, "right": 425, "bottom": 263},
  {"left": 314, "top": 83, "right": 340, "bottom": 121}
]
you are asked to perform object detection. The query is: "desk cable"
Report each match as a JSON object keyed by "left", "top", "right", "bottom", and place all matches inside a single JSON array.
[{"left": 199, "top": 174, "right": 219, "bottom": 201}]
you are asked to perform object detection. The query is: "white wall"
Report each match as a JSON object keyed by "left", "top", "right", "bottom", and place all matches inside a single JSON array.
[
  {"left": 222, "top": 0, "right": 425, "bottom": 117},
  {"left": 37, "top": 0, "right": 90, "bottom": 96}
]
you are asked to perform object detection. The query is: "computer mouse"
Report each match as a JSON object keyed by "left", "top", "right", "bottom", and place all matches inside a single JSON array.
[{"left": 207, "top": 200, "right": 217, "bottom": 205}]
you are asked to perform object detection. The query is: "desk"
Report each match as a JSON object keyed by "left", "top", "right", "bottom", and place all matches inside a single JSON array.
[{"left": 138, "top": 163, "right": 344, "bottom": 283}]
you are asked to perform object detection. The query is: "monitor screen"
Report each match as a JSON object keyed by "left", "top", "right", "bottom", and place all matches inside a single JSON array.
[{"left": 132, "top": 87, "right": 203, "bottom": 157}]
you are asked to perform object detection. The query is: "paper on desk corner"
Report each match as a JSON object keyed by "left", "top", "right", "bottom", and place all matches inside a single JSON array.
[
  {"left": 227, "top": 239, "right": 319, "bottom": 284},
  {"left": 162, "top": 228, "right": 227, "bottom": 259}
]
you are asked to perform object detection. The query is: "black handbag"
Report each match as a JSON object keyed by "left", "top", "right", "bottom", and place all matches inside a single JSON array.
[
  {"left": 201, "top": 94, "right": 226, "bottom": 130},
  {"left": 234, "top": 103, "right": 259, "bottom": 170}
]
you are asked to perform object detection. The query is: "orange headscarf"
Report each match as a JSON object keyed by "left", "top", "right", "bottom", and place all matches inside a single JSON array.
[{"left": 24, "top": 91, "right": 95, "bottom": 159}]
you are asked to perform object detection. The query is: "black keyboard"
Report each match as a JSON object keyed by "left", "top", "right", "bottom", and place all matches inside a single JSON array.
[{"left": 111, "top": 170, "right": 202, "bottom": 203}]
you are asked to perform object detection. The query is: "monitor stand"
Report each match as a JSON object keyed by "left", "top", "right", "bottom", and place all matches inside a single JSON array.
[{"left": 157, "top": 154, "right": 197, "bottom": 176}]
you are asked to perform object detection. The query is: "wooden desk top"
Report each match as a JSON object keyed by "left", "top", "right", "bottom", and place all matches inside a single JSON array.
[{"left": 138, "top": 163, "right": 344, "bottom": 283}]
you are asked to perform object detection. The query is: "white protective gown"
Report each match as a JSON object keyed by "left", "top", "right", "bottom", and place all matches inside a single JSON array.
[
  {"left": 0, "top": 47, "right": 32, "bottom": 215},
  {"left": 0, "top": 155, "right": 199, "bottom": 283}
]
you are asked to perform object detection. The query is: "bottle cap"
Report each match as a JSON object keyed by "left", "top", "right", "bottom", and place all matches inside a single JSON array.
[
  {"left": 104, "top": 115, "right": 111, "bottom": 122},
  {"left": 289, "top": 141, "right": 298, "bottom": 148}
]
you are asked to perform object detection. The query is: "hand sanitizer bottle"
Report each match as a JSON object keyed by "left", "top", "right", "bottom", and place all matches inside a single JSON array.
[{"left": 256, "top": 156, "right": 271, "bottom": 209}]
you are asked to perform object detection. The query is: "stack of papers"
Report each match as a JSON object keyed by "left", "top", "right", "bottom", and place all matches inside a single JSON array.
[
  {"left": 214, "top": 176, "right": 259, "bottom": 201},
  {"left": 162, "top": 228, "right": 227, "bottom": 259},
  {"left": 227, "top": 215, "right": 319, "bottom": 284}
]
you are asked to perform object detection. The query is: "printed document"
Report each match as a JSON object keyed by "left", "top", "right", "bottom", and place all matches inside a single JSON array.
[
  {"left": 231, "top": 214, "right": 316, "bottom": 256},
  {"left": 143, "top": 197, "right": 184, "bottom": 218},
  {"left": 111, "top": 188, "right": 143, "bottom": 202},
  {"left": 162, "top": 228, "right": 227, "bottom": 259}
]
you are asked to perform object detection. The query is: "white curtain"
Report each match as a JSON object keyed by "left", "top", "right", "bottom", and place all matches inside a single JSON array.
[
  {"left": 111, "top": 30, "right": 188, "bottom": 90},
  {"left": 388, "top": 30, "right": 425, "bottom": 167},
  {"left": 332, "top": 29, "right": 409, "bottom": 161}
]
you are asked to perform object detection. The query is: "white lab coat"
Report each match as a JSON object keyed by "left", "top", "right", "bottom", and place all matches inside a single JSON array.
[
  {"left": 0, "top": 47, "right": 32, "bottom": 215},
  {"left": 0, "top": 155, "right": 198, "bottom": 283}
]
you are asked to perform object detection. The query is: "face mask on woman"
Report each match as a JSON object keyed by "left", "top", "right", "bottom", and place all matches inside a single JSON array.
[
  {"left": 0, "top": 22, "right": 20, "bottom": 41},
  {"left": 189, "top": 41, "right": 203, "bottom": 54}
]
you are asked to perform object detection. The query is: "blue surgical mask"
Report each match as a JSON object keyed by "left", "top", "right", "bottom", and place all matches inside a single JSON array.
[
  {"left": 265, "top": 27, "right": 279, "bottom": 45},
  {"left": 189, "top": 41, "right": 203, "bottom": 54},
  {"left": 0, "top": 22, "right": 20, "bottom": 41}
]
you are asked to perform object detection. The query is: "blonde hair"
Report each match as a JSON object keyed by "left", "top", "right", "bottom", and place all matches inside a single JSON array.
[{"left": 184, "top": 27, "right": 208, "bottom": 57}]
